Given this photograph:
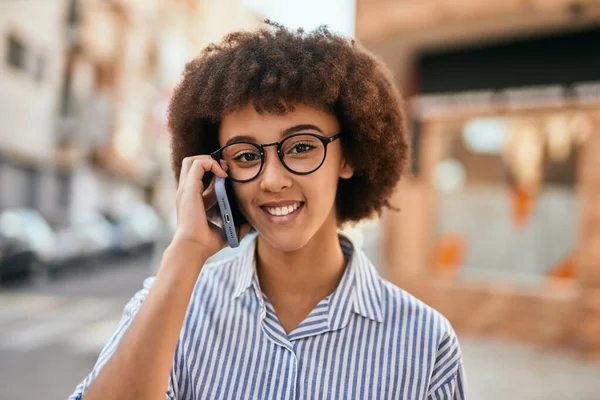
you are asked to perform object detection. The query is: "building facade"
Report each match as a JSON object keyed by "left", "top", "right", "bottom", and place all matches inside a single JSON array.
[
  {"left": 0, "top": 0, "right": 70, "bottom": 222},
  {"left": 356, "top": 0, "right": 600, "bottom": 356},
  {"left": 1, "top": 0, "right": 262, "bottom": 227}
]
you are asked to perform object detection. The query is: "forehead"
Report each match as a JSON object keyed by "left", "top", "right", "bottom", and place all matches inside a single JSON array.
[{"left": 218, "top": 103, "right": 339, "bottom": 145}]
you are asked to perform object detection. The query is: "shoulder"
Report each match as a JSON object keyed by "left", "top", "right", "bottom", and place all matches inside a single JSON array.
[
  {"left": 378, "top": 276, "right": 457, "bottom": 343},
  {"left": 378, "top": 277, "right": 464, "bottom": 383},
  {"left": 122, "top": 249, "right": 249, "bottom": 315},
  {"left": 377, "top": 278, "right": 466, "bottom": 396},
  {"left": 189, "top": 251, "right": 248, "bottom": 300}
]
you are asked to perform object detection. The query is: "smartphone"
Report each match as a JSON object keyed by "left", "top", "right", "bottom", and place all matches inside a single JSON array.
[{"left": 214, "top": 177, "right": 243, "bottom": 248}]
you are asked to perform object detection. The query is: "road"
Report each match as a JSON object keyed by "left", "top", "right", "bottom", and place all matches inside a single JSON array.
[
  {"left": 1, "top": 243, "right": 600, "bottom": 399},
  {"left": 0, "top": 255, "right": 153, "bottom": 400}
]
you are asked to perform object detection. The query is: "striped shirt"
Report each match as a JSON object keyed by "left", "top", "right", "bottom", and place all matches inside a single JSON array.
[{"left": 69, "top": 234, "right": 467, "bottom": 399}]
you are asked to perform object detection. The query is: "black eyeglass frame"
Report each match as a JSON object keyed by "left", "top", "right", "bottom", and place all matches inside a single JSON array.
[{"left": 210, "top": 133, "right": 343, "bottom": 183}]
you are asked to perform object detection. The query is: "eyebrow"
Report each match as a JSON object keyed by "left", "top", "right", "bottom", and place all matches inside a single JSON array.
[{"left": 225, "top": 124, "right": 324, "bottom": 146}]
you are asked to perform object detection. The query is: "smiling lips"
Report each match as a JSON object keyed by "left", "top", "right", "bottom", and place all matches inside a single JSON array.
[{"left": 261, "top": 201, "right": 304, "bottom": 217}]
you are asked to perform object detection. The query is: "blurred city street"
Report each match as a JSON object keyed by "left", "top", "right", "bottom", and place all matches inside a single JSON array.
[
  {"left": 1, "top": 244, "right": 600, "bottom": 400},
  {"left": 2, "top": 0, "right": 600, "bottom": 398}
]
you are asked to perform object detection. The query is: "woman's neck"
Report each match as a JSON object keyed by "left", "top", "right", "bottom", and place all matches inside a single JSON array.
[{"left": 255, "top": 222, "right": 347, "bottom": 333}]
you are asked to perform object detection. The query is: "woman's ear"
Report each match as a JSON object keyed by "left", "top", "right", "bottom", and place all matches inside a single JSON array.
[{"left": 339, "top": 157, "right": 354, "bottom": 179}]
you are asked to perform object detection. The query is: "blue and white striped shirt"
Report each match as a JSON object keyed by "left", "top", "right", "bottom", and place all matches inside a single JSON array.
[{"left": 70, "top": 235, "right": 466, "bottom": 399}]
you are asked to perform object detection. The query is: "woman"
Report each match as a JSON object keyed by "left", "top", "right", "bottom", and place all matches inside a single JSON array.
[{"left": 71, "top": 22, "right": 466, "bottom": 400}]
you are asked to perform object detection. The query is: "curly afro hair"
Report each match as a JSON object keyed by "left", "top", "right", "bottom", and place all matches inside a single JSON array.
[{"left": 168, "top": 21, "right": 409, "bottom": 225}]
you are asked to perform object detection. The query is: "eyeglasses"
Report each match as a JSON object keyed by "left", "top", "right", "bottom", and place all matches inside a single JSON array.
[{"left": 210, "top": 133, "right": 343, "bottom": 183}]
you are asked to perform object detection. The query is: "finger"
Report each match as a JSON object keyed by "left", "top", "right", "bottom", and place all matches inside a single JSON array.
[
  {"left": 180, "top": 156, "right": 215, "bottom": 189},
  {"left": 177, "top": 161, "right": 221, "bottom": 229},
  {"left": 218, "top": 159, "right": 229, "bottom": 172},
  {"left": 179, "top": 156, "right": 228, "bottom": 190},
  {"left": 185, "top": 158, "right": 227, "bottom": 192},
  {"left": 178, "top": 157, "right": 194, "bottom": 190}
]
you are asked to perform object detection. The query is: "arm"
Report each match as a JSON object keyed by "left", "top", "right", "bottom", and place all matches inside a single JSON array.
[
  {"left": 426, "top": 330, "right": 468, "bottom": 400},
  {"left": 69, "top": 156, "right": 245, "bottom": 400},
  {"left": 73, "top": 241, "right": 209, "bottom": 400},
  {"left": 426, "top": 360, "right": 467, "bottom": 400}
]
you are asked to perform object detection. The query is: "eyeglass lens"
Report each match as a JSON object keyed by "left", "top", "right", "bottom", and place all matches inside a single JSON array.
[{"left": 220, "top": 134, "right": 327, "bottom": 181}]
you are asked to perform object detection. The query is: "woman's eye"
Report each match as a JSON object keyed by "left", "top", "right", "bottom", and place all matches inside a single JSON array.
[
  {"left": 290, "top": 143, "right": 314, "bottom": 154},
  {"left": 234, "top": 152, "right": 260, "bottom": 162}
]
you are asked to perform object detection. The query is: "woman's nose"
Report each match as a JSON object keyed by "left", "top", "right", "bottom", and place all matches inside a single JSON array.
[{"left": 258, "top": 150, "right": 293, "bottom": 193}]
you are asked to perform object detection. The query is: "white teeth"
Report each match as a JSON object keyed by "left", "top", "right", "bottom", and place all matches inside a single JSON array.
[{"left": 265, "top": 202, "right": 301, "bottom": 216}]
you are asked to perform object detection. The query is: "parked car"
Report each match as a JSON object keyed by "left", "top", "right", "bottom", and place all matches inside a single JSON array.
[
  {"left": 102, "top": 203, "right": 163, "bottom": 257},
  {"left": 0, "top": 208, "right": 119, "bottom": 279},
  {"left": 0, "top": 208, "right": 63, "bottom": 276},
  {"left": 59, "top": 211, "right": 119, "bottom": 265},
  {"left": 0, "top": 233, "right": 36, "bottom": 282}
]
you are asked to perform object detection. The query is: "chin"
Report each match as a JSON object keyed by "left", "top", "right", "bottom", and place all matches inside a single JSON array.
[{"left": 256, "top": 228, "right": 313, "bottom": 253}]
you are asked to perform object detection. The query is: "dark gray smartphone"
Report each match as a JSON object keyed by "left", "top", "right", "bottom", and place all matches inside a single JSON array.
[{"left": 214, "top": 177, "right": 241, "bottom": 248}]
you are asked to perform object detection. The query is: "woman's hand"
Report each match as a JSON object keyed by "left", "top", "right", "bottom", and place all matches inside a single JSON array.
[{"left": 171, "top": 155, "right": 249, "bottom": 259}]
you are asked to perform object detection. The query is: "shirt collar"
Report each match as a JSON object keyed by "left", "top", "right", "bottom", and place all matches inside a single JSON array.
[
  {"left": 231, "top": 236, "right": 258, "bottom": 300},
  {"left": 231, "top": 233, "right": 384, "bottom": 324},
  {"left": 337, "top": 234, "right": 384, "bottom": 324}
]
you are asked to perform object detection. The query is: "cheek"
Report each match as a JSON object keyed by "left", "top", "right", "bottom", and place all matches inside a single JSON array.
[
  {"left": 320, "top": 153, "right": 344, "bottom": 183},
  {"left": 232, "top": 184, "right": 254, "bottom": 210},
  {"left": 304, "top": 168, "right": 340, "bottom": 204}
]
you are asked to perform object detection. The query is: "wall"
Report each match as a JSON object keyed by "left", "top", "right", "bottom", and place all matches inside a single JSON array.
[
  {"left": 0, "top": 0, "right": 67, "bottom": 160},
  {"left": 0, "top": 0, "right": 68, "bottom": 218},
  {"left": 577, "top": 110, "right": 600, "bottom": 357}
]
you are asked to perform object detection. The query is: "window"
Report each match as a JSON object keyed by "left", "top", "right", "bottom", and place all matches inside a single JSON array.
[
  {"left": 6, "top": 34, "right": 46, "bottom": 83},
  {"left": 433, "top": 112, "right": 584, "bottom": 285},
  {"left": 7, "top": 35, "right": 27, "bottom": 71}
]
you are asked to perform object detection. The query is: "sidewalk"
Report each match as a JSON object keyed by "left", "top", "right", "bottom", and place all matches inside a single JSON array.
[{"left": 461, "top": 336, "right": 600, "bottom": 400}]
